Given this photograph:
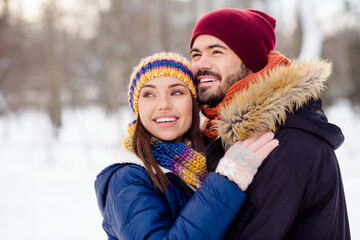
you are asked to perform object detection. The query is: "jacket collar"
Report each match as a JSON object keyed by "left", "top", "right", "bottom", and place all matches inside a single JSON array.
[{"left": 216, "top": 59, "right": 332, "bottom": 150}]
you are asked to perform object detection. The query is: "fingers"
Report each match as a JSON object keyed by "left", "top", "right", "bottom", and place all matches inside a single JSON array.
[
  {"left": 247, "top": 132, "right": 275, "bottom": 152},
  {"left": 228, "top": 132, "right": 278, "bottom": 161},
  {"left": 255, "top": 139, "right": 279, "bottom": 160},
  {"left": 241, "top": 131, "right": 266, "bottom": 148}
]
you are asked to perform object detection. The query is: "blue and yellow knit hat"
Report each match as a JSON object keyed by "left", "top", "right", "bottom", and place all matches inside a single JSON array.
[{"left": 128, "top": 52, "right": 196, "bottom": 116}]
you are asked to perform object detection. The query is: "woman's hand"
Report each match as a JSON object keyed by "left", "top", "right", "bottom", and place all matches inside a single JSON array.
[{"left": 215, "top": 132, "right": 279, "bottom": 191}]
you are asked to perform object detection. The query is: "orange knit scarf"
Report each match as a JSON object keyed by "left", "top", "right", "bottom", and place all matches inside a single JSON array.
[{"left": 201, "top": 51, "right": 291, "bottom": 142}]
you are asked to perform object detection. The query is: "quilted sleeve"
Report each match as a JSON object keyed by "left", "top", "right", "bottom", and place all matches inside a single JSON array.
[{"left": 104, "top": 165, "right": 246, "bottom": 240}]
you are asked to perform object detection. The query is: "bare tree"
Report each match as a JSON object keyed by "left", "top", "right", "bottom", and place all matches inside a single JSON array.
[
  {"left": 0, "top": 0, "right": 10, "bottom": 92},
  {"left": 42, "top": 1, "right": 65, "bottom": 136},
  {"left": 0, "top": 0, "right": 359, "bottom": 117},
  {"left": 297, "top": 0, "right": 324, "bottom": 60},
  {"left": 0, "top": 0, "right": 30, "bottom": 113}
]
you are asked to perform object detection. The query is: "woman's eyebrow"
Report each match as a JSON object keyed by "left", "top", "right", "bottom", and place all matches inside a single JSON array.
[
  {"left": 142, "top": 84, "right": 156, "bottom": 89},
  {"left": 141, "top": 83, "right": 187, "bottom": 89},
  {"left": 169, "top": 83, "right": 187, "bottom": 88}
]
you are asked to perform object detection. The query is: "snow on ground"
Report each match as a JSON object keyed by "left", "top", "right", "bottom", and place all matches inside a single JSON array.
[{"left": 0, "top": 101, "right": 358, "bottom": 239}]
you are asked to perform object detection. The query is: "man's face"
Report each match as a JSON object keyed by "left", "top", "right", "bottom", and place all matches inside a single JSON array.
[{"left": 190, "top": 34, "right": 251, "bottom": 107}]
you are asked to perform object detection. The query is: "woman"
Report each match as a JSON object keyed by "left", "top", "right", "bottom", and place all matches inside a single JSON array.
[{"left": 94, "top": 52, "right": 278, "bottom": 240}]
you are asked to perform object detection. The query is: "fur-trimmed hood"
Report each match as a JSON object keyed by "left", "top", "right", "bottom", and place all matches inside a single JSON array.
[{"left": 216, "top": 59, "right": 344, "bottom": 150}]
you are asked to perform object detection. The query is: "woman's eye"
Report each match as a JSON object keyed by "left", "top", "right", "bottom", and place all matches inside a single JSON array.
[
  {"left": 172, "top": 91, "right": 183, "bottom": 96},
  {"left": 213, "top": 50, "right": 222, "bottom": 54},
  {"left": 142, "top": 92, "right": 154, "bottom": 98}
]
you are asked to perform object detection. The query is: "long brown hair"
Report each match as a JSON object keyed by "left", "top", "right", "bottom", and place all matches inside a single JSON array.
[{"left": 132, "top": 97, "right": 205, "bottom": 192}]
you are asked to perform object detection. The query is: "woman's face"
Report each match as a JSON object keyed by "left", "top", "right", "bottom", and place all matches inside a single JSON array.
[{"left": 138, "top": 76, "right": 193, "bottom": 142}]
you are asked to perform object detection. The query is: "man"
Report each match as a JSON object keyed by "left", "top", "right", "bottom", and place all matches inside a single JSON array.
[{"left": 190, "top": 8, "right": 350, "bottom": 239}]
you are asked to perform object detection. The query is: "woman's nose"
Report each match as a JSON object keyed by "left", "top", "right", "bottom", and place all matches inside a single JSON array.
[{"left": 157, "top": 95, "right": 171, "bottom": 111}]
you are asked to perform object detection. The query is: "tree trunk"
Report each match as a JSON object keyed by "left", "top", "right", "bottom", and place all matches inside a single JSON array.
[{"left": 297, "top": 0, "right": 324, "bottom": 60}]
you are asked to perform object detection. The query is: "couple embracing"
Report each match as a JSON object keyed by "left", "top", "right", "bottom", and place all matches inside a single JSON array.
[{"left": 95, "top": 8, "right": 350, "bottom": 240}]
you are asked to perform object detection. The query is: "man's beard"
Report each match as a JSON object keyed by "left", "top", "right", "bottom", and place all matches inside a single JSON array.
[{"left": 196, "top": 64, "right": 250, "bottom": 107}]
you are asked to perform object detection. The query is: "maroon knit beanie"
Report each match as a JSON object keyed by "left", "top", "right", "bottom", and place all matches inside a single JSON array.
[{"left": 190, "top": 8, "right": 276, "bottom": 73}]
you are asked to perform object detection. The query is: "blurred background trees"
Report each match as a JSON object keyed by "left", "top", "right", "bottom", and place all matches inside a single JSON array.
[{"left": 0, "top": 0, "right": 359, "bottom": 132}]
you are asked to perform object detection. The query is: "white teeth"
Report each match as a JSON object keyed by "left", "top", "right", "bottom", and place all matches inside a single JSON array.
[
  {"left": 155, "top": 118, "right": 177, "bottom": 123},
  {"left": 200, "top": 78, "right": 217, "bottom": 83}
]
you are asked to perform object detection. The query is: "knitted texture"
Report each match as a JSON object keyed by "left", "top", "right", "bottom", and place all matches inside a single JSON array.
[
  {"left": 122, "top": 120, "right": 136, "bottom": 152},
  {"left": 123, "top": 129, "right": 207, "bottom": 188},
  {"left": 201, "top": 51, "right": 291, "bottom": 141},
  {"left": 128, "top": 52, "right": 196, "bottom": 116},
  {"left": 190, "top": 8, "right": 276, "bottom": 72},
  {"left": 216, "top": 145, "right": 260, "bottom": 191},
  {"left": 122, "top": 121, "right": 207, "bottom": 188},
  {"left": 150, "top": 138, "right": 207, "bottom": 188}
]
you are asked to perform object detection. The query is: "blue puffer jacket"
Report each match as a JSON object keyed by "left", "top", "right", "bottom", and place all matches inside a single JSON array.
[{"left": 95, "top": 159, "right": 247, "bottom": 240}]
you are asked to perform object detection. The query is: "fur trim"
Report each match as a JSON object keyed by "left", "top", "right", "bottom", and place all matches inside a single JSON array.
[{"left": 216, "top": 59, "right": 332, "bottom": 150}]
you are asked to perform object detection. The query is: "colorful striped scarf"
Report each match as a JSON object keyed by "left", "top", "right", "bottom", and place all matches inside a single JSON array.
[
  {"left": 150, "top": 138, "right": 207, "bottom": 188},
  {"left": 122, "top": 122, "right": 207, "bottom": 188}
]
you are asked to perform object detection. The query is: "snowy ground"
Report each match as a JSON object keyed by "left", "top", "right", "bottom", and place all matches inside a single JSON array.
[{"left": 0, "top": 100, "right": 359, "bottom": 239}]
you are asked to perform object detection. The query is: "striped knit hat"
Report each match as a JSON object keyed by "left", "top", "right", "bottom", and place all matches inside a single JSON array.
[{"left": 128, "top": 52, "right": 196, "bottom": 116}]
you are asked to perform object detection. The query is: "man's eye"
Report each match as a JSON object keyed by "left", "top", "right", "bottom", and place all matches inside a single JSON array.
[
  {"left": 191, "top": 53, "right": 201, "bottom": 59},
  {"left": 213, "top": 50, "right": 223, "bottom": 54}
]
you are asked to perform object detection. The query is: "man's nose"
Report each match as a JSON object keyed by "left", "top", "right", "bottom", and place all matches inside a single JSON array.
[{"left": 196, "top": 54, "right": 211, "bottom": 71}]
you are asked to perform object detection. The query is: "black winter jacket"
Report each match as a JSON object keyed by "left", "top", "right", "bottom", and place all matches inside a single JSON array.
[{"left": 206, "top": 59, "right": 351, "bottom": 239}]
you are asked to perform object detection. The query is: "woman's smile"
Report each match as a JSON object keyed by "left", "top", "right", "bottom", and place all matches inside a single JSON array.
[{"left": 138, "top": 76, "right": 193, "bottom": 142}]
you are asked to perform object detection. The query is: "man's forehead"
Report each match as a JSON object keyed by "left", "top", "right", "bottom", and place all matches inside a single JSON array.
[{"left": 191, "top": 35, "right": 229, "bottom": 51}]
